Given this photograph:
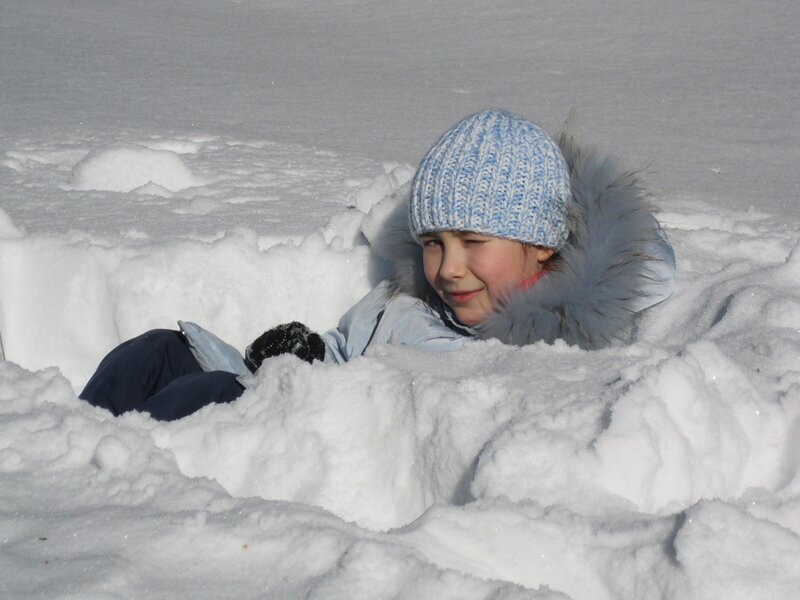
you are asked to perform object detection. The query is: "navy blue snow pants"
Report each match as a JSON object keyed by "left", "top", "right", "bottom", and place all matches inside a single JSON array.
[{"left": 80, "top": 329, "right": 245, "bottom": 421}]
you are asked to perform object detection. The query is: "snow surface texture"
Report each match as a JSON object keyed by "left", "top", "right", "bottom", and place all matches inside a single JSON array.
[{"left": 1, "top": 1, "right": 799, "bottom": 599}]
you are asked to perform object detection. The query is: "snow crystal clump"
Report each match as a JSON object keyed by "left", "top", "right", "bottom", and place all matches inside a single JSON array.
[{"left": 70, "top": 144, "right": 202, "bottom": 193}]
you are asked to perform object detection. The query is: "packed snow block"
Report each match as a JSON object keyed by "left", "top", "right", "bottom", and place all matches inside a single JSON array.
[
  {"left": 674, "top": 500, "right": 800, "bottom": 600},
  {"left": 70, "top": 144, "right": 202, "bottom": 193},
  {"left": 163, "top": 354, "right": 429, "bottom": 531},
  {"left": 0, "top": 206, "right": 23, "bottom": 239},
  {"left": 351, "top": 163, "right": 415, "bottom": 214},
  {"left": 591, "top": 341, "right": 791, "bottom": 511},
  {"left": 0, "top": 237, "right": 119, "bottom": 385},
  {"left": 0, "top": 208, "right": 22, "bottom": 361}
]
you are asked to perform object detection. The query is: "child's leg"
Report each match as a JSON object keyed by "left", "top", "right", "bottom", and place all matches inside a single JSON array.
[
  {"left": 137, "top": 371, "right": 244, "bottom": 421},
  {"left": 80, "top": 329, "right": 204, "bottom": 416}
]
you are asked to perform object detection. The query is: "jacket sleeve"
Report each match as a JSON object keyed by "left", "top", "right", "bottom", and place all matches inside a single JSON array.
[
  {"left": 322, "top": 282, "right": 392, "bottom": 363},
  {"left": 177, "top": 320, "right": 251, "bottom": 377},
  {"left": 322, "top": 280, "right": 465, "bottom": 363}
]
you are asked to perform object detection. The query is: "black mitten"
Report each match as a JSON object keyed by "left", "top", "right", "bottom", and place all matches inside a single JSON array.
[{"left": 244, "top": 321, "right": 325, "bottom": 372}]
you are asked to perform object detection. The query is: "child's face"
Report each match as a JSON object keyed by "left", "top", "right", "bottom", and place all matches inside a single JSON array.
[{"left": 420, "top": 231, "right": 554, "bottom": 326}]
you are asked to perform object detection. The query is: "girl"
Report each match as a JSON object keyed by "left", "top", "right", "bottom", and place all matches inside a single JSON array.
[{"left": 80, "top": 109, "right": 675, "bottom": 420}]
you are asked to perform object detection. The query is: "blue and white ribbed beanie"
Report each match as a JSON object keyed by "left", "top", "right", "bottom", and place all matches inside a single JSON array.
[{"left": 409, "top": 109, "right": 572, "bottom": 249}]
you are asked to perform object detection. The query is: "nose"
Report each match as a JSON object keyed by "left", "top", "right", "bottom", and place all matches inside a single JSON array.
[{"left": 439, "top": 243, "right": 467, "bottom": 281}]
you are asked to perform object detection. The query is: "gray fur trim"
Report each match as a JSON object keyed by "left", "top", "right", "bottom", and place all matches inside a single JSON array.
[
  {"left": 367, "top": 131, "right": 673, "bottom": 350},
  {"left": 362, "top": 181, "right": 429, "bottom": 298}
]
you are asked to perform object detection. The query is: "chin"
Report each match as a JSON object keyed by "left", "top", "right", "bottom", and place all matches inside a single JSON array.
[{"left": 453, "top": 310, "right": 485, "bottom": 327}]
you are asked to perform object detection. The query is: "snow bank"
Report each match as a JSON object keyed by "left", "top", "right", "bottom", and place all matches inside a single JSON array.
[
  {"left": 70, "top": 144, "right": 203, "bottom": 193},
  {"left": 0, "top": 361, "right": 559, "bottom": 599},
  {"left": 0, "top": 229, "right": 375, "bottom": 387}
]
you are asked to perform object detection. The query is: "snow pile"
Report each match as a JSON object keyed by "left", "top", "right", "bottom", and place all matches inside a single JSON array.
[
  {"left": 70, "top": 144, "right": 203, "bottom": 194},
  {"left": 1, "top": 159, "right": 799, "bottom": 597}
]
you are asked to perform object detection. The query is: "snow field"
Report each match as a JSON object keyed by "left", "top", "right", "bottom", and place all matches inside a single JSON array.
[
  {"left": 3, "top": 0, "right": 799, "bottom": 595},
  {"left": 1, "top": 132, "right": 379, "bottom": 242},
  {"left": 1, "top": 133, "right": 800, "bottom": 597}
]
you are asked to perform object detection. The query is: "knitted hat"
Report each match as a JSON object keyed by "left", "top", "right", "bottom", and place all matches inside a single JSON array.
[{"left": 409, "top": 109, "right": 572, "bottom": 248}]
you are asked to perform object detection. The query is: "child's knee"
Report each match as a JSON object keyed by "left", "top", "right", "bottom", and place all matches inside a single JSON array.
[
  {"left": 125, "top": 329, "right": 194, "bottom": 364},
  {"left": 138, "top": 329, "right": 185, "bottom": 349}
]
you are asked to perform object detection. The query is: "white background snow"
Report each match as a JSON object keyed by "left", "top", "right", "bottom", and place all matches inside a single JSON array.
[{"left": 1, "top": 0, "right": 799, "bottom": 598}]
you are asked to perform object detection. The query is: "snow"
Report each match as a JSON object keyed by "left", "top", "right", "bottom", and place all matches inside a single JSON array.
[
  {"left": 1, "top": 0, "right": 799, "bottom": 598},
  {"left": 70, "top": 144, "right": 203, "bottom": 194}
]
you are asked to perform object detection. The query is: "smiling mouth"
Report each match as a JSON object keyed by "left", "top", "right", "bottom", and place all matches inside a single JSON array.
[{"left": 447, "top": 290, "right": 481, "bottom": 304}]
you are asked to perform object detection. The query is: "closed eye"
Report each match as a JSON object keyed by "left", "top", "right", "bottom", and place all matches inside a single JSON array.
[{"left": 463, "top": 237, "right": 488, "bottom": 245}]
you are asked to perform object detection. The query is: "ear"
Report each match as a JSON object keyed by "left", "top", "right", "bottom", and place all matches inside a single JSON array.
[{"left": 533, "top": 246, "right": 556, "bottom": 264}]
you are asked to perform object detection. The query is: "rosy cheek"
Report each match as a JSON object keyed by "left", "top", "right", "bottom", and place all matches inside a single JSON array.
[{"left": 488, "top": 269, "right": 521, "bottom": 299}]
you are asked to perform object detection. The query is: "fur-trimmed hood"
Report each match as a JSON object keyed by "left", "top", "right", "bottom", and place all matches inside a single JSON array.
[{"left": 361, "top": 132, "right": 676, "bottom": 350}]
